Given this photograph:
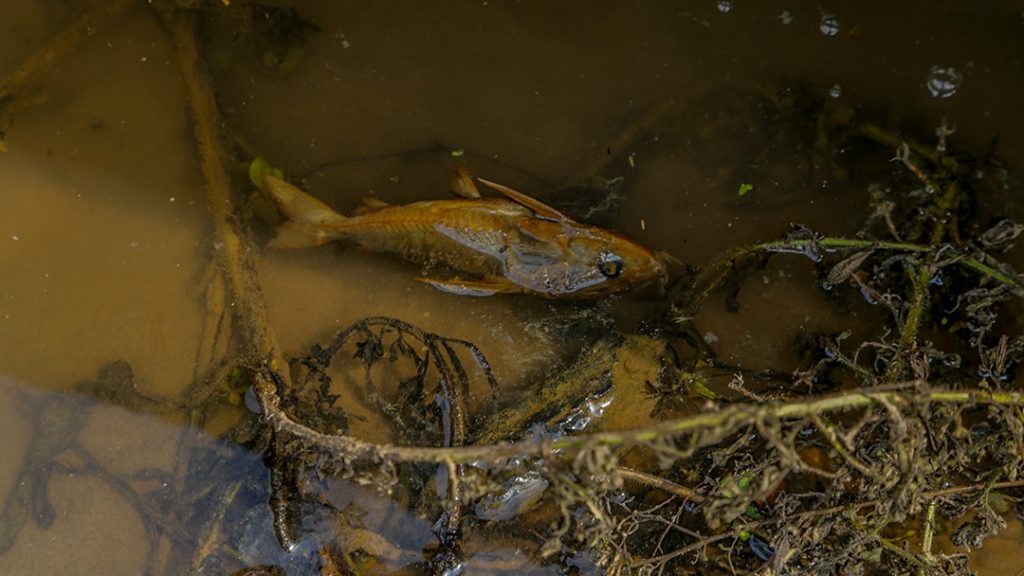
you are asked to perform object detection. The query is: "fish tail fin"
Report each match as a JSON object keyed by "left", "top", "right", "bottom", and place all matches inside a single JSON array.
[{"left": 263, "top": 175, "right": 349, "bottom": 248}]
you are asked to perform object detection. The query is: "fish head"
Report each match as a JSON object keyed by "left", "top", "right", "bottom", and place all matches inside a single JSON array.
[{"left": 560, "top": 227, "right": 668, "bottom": 298}]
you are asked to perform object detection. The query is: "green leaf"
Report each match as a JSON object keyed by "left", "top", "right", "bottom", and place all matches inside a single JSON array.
[
  {"left": 249, "top": 157, "right": 284, "bottom": 189},
  {"left": 738, "top": 183, "right": 754, "bottom": 197},
  {"left": 688, "top": 374, "right": 718, "bottom": 400}
]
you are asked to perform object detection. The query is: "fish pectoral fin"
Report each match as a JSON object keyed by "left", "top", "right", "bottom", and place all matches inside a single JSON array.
[
  {"left": 417, "top": 276, "right": 521, "bottom": 297},
  {"left": 449, "top": 162, "right": 482, "bottom": 198},
  {"left": 475, "top": 177, "right": 572, "bottom": 222}
]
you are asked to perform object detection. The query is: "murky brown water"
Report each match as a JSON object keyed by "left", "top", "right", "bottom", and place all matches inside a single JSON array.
[{"left": 1, "top": 1, "right": 1022, "bottom": 574}]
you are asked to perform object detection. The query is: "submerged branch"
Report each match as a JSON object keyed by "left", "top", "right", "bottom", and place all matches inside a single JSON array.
[
  {"left": 0, "top": 0, "right": 134, "bottom": 108},
  {"left": 163, "top": 7, "right": 288, "bottom": 381},
  {"left": 255, "top": 371, "right": 1024, "bottom": 465}
]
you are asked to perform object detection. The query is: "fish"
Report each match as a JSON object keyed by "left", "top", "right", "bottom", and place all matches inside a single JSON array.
[{"left": 261, "top": 166, "right": 667, "bottom": 299}]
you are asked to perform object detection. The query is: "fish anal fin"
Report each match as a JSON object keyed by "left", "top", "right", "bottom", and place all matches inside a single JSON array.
[
  {"left": 475, "top": 178, "right": 570, "bottom": 221},
  {"left": 417, "top": 275, "right": 521, "bottom": 297},
  {"left": 449, "top": 162, "right": 482, "bottom": 198},
  {"left": 263, "top": 175, "right": 348, "bottom": 248}
]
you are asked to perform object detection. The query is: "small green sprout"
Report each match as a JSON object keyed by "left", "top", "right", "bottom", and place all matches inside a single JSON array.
[
  {"left": 249, "top": 156, "right": 284, "bottom": 189},
  {"left": 687, "top": 373, "right": 718, "bottom": 400}
]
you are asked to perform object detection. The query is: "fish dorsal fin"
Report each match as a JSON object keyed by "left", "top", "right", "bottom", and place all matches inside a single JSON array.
[
  {"left": 354, "top": 196, "right": 391, "bottom": 215},
  {"left": 449, "top": 163, "right": 482, "bottom": 198},
  {"left": 475, "top": 177, "right": 571, "bottom": 222}
]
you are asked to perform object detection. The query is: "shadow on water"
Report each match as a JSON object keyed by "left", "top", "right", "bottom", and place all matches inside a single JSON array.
[{"left": 1, "top": 1, "right": 1023, "bottom": 574}]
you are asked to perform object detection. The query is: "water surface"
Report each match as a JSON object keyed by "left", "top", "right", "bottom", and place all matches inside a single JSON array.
[{"left": 1, "top": 1, "right": 1022, "bottom": 574}]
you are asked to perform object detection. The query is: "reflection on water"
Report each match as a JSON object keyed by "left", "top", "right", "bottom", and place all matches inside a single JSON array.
[{"left": 1, "top": 1, "right": 1023, "bottom": 574}]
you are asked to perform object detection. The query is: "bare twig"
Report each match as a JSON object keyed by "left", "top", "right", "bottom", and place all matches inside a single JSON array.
[
  {"left": 255, "top": 372, "right": 1024, "bottom": 465},
  {"left": 0, "top": 0, "right": 135, "bottom": 142},
  {"left": 617, "top": 467, "right": 705, "bottom": 503}
]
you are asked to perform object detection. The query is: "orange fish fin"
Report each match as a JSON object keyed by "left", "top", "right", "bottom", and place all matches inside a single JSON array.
[
  {"left": 354, "top": 196, "right": 390, "bottom": 215},
  {"left": 263, "top": 175, "right": 347, "bottom": 248},
  {"left": 449, "top": 162, "right": 482, "bottom": 198},
  {"left": 417, "top": 275, "right": 522, "bottom": 297},
  {"left": 475, "top": 178, "right": 570, "bottom": 221},
  {"left": 656, "top": 250, "right": 682, "bottom": 267},
  {"left": 270, "top": 220, "right": 334, "bottom": 248}
]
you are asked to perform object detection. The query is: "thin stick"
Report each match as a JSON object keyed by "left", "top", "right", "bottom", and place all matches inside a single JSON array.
[
  {"left": 255, "top": 372, "right": 1024, "bottom": 465},
  {"left": 618, "top": 467, "right": 705, "bottom": 503},
  {"left": 163, "top": 7, "right": 289, "bottom": 380},
  {"left": 918, "top": 499, "right": 937, "bottom": 576},
  {"left": 0, "top": 0, "right": 135, "bottom": 136}
]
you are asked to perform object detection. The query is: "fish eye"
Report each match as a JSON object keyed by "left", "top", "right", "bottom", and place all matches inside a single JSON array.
[{"left": 597, "top": 253, "right": 624, "bottom": 278}]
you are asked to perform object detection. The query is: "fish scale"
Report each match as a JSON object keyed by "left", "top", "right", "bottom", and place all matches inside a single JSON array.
[{"left": 335, "top": 201, "right": 519, "bottom": 272}]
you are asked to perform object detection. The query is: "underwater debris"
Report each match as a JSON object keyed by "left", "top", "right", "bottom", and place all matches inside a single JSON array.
[{"left": 255, "top": 316, "right": 499, "bottom": 572}]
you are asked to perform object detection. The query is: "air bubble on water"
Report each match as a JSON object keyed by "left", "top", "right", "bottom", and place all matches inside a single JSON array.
[
  {"left": 828, "top": 84, "right": 842, "bottom": 98},
  {"left": 779, "top": 10, "right": 793, "bottom": 25},
  {"left": 819, "top": 14, "right": 839, "bottom": 36},
  {"left": 926, "top": 66, "right": 962, "bottom": 98},
  {"left": 717, "top": 0, "right": 733, "bottom": 13}
]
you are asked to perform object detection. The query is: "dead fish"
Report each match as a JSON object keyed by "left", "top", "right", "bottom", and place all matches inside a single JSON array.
[{"left": 261, "top": 166, "right": 667, "bottom": 299}]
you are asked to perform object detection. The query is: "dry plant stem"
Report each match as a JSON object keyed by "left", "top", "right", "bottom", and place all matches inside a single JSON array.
[
  {"left": 884, "top": 266, "right": 931, "bottom": 383},
  {"left": 0, "top": 0, "right": 134, "bottom": 116},
  {"left": 886, "top": 179, "right": 962, "bottom": 382},
  {"left": 918, "top": 499, "right": 937, "bottom": 576},
  {"left": 618, "top": 467, "right": 705, "bottom": 503},
  {"left": 189, "top": 480, "right": 244, "bottom": 575},
  {"left": 632, "top": 478, "right": 1024, "bottom": 571},
  {"left": 929, "top": 181, "right": 961, "bottom": 245},
  {"left": 679, "top": 236, "right": 1023, "bottom": 322},
  {"left": 767, "top": 238, "right": 1017, "bottom": 292},
  {"left": 808, "top": 413, "right": 880, "bottom": 482},
  {"left": 256, "top": 372, "right": 1024, "bottom": 465},
  {"left": 857, "top": 124, "right": 939, "bottom": 164},
  {"left": 851, "top": 517, "right": 933, "bottom": 572},
  {"left": 473, "top": 334, "right": 624, "bottom": 445}
]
